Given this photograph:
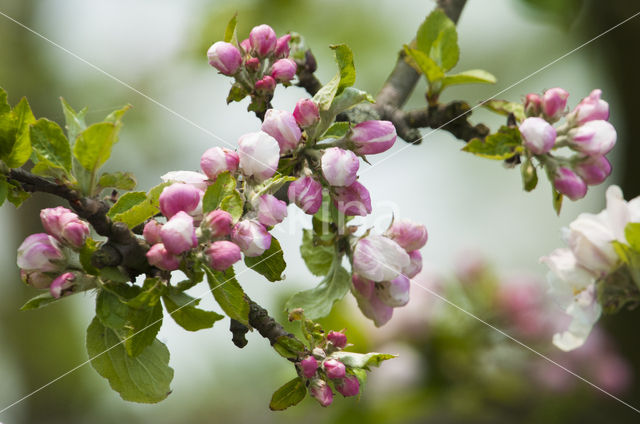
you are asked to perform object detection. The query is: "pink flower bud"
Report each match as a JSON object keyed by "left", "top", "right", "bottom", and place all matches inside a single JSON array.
[
  {"left": 323, "top": 359, "right": 346, "bottom": 379},
  {"left": 350, "top": 120, "right": 397, "bottom": 155},
  {"left": 17, "top": 233, "right": 65, "bottom": 272},
  {"left": 327, "top": 331, "right": 347, "bottom": 349},
  {"left": 254, "top": 75, "right": 276, "bottom": 94},
  {"left": 240, "top": 38, "right": 251, "bottom": 54},
  {"left": 160, "top": 211, "right": 197, "bottom": 255},
  {"left": 200, "top": 147, "right": 239, "bottom": 180},
  {"left": 300, "top": 355, "right": 319, "bottom": 379},
  {"left": 237, "top": 131, "right": 280, "bottom": 182},
  {"left": 404, "top": 250, "right": 423, "bottom": 278},
  {"left": 270, "top": 58, "right": 297, "bottom": 82},
  {"left": 335, "top": 375, "right": 360, "bottom": 397},
  {"left": 353, "top": 235, "right": 410, "bottom": 282},
  {"left": 574, "top": 155, "right": 612, "bottom": 186},
  {"left": 524, "top": 93, "right": 542, "bottom": 116},
  {"left": 519, "top": 117, "right": 556, "bottom": 155},
  {"left": 261, "top": 109, "right": 302, "bottom": 153},
  {"left": 40, "top": 207, "right": 89, "bottom": 248},
  {"left": 554, "top": 167, "right": 587, "bottom": 200},
  {"left": 310, "top": 379, "right": 333, "bottom": 407},
  {"left": 568, "top": 120, "right": 616, "bottom": 156},
  {"left": 50, "top": 272, "right": 74, "bottom": 298},
  {"left": 293, "top": 98, "right": 319, "bottom": 128},
  {"left": 352, "top": 274, "right": 394, "bottom": 327},
  {"left": 201, "top": 209, "right": 233, "bottom": 238},
  {"left": 205, "top": 240, "right": 242, "bottom": 271},
  {"left": 274, "top": 35, "right": 291, "bottom": 58},
  {"left": 377, "top": 274, "right": 410, "bottom": 307},
  {"left": 143, "top": 220, "right": 163, "bottom": 245},
  {"left": 231, "top": 220, "right": 272, "bottom": 257},
  {"left": 386, "top": 219, "right": 428, "bottom": 252},
  {"left": 249, "top": 24, "right": 277, "bottom": 57},
  {"left": 257, "top": 194, "right": 288, "bottom": 227},
  {"left": 146, "top": 243, "right": 181, "bottom": 271},
  {"left": 161, "top": 170, "right": 209, "bottom": 191},
  {"left": 542, "top": 87, "right": 569, "bottom": 120},
  {"left": 207, "top": 41, "right": 242, "bottom": 75},
  {"left": 159, "top": 183, "right": 203, "bottom": 219},
  {"left": 245, "top": 57, "right": 260, "bottom": 72},
  {"left": 333, "top": 181, "right": 372, "bottom": 216},
  {"left": 569, "top": 89, "right": 610, "bottom": 125},
  {"left": 321, "top": 147, "right": 359, "bottom": 187},
  {"left": 21, "top": 270, "right": 53, "bottom": 289},
  {"left": 288, "top": 176, "right": 323, "bottom": 214}
]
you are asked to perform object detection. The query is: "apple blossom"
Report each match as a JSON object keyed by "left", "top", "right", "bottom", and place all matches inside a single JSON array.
[
  {"left": 231, "top": 220, "right": 271, "bottom": 257},
  {"left": 568, "top": 89, "right": 610, "bottom": 125},
  {"left": 541, "top": 87, "right": 569, "bottom": 121},
  {"left": 323, "top": 359, "right": 346, "bottom": 379},
  {"left": 350, "top": 120, "right": 397, "bottom": 155},
  {"left": 335, "top": 375, "right": 360, "bottom": 397},
  {"left": 553, "top": 167, "right": 587, "bottom": 201},
  {"left": 201, "top": 210, "right": 233, "bottom": 238},
  {"left": 288, "top": 176, "right": 323, "bottom": 214},
  {"left": 159, "top": 183, "right": 203, "bottom": 219},
  {"left": 40, "top": 207, "right": 89, "bottom": 249},
  {"left": 249, "top": 24, "right": 277, "bottom": 57},
  {"left": 200, "top": 147, "right": 239, "bottom": 180},
  {"left": 256, "top": 194, "right": 287, "bottom": 227},
  {"left": 146, "top": 243, "right": 181, "bottom": 271},
  {"left": 353, "top": 235, "right": 410, "bottom": 282},
  {"left": 237, "top": 131, "right": 280, "bottom": 181},
  {"left": 270, "top": 58, "right": 297, "bottom": 82},
  {"left": 321, "top": 147, "right": 359, "bottom": 187},
  {"left": 261, "top": 109, "right": 302, "bottom": 153},
  {"left": 333, "top": 181, "right": 372, "bottom": 216},
  {"left": 17, "top": 233, "right": 65, "bottom": 273},
  {"left": 205, "top": 240, "right": 242, "bottom": 271},
  {"left": 207, "top": 41, "right": 242, "bottom": 75},
  {"left": 519, "top": 117, "right": 556, "bottom": 155},
  {"left": 568, "top": 120, "right": 616, "bottom": 156},
  {"left": 293, "top": 98, "right": 319, "bottom": 127},
  {"left": 385, "top": 219, "right": 428, "bottom": 252},
  {"left": 161, "top": 211, "right": 198, "bottom": 255}
]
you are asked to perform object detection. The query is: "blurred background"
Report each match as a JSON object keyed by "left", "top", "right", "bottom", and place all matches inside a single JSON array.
[{"left": 1, "top": 0, "right": 639, "bottom": 422}]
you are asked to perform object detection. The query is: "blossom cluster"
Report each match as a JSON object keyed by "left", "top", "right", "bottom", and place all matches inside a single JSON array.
[
  {"left": 207, "top": 24, "right": 296, "bottom": 99},
  {"left": 351, "top": 220, "right": 428, "bottom": 326},
  {"left": 297, "top": 331, "right": 359, "bottom": 406},
  {"left": 17, "top": 207, "right": 91, "bottom": 298},
  {"left": 541, "top": 185, "right": 640, "bottom": 351},
  {"left": 519, "top": 88, "right": 615, "bottom": 200}
]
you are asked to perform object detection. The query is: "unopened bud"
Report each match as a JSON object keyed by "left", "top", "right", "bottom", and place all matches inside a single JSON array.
[
  {"left": 323, "top": 358, "right": 346, "bottom": 379},
  {"left": 205, "top": 240, "right": 242, "bottom": 271},
  {"left": 554, "top": 167, "right": 587, "bottom": 200},
  {"left": 300, "top": 355, "right": 319, "bottom": 379},
  {"left": 249, "top": 24, "right": 277, "bottom": 57},
  {"left": 207, "top": 41, "right": 242, "bottom": 75},
  {"left": 293, "top": 98, "right": 319, "bottom": 128}
]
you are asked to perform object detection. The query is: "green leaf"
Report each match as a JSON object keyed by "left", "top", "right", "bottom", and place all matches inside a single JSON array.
[
  {"left": 20, "top": 292, "right": 59, "bottom": 310},
  {"left": 403, "top": 46, "right": 444, "bottom": 84},
  {"left": 29, "top": 118, "right": 72, "bottom": 175},
  {"left": 313, "top": 74, "right": 340, "bottom": 112},
  {"left": 202, "top": 172, "right": 235, "bottom": 213},
  {"left": 269, "top": 377, "right": 307, "bottom": 411},
  {"left": 227, "top": 83, "right": 248, "bottom": 104},
  {"left": 98, "top": 171, "right": 137, "bottom": 191},
  {"left": 442, "top": 69, "right": 496, "bottom": 88},
  {"left": 124, "top": 279, "right": 164, "bottom": 357},
  {"left": 273, "top": 336, "right": 306, "bottom": 359},
  {"left": 331, "top": 351, "right": 396, "bottom": 369},
  {"left": 99, "top": 267, "right": 131, "bottom": 284},
  {"left": 0, "top": 177, "right": 7, "bottom": 207},
  {"left": 104, "top": 105, "right": 132, "bottom": 126},
  {"left": 60, "top": 98, "right": 87, "bottom": 144},
  {"left": 108, "top": 187, "right": 164, "bottom": 229},
  {"left": 625, "top": 223, "right": 640, "bottom": 251},
  {"left": 96, "top": 289, "right": 133, "bottom": 330},
  {"left": 204, "top": 266, "right": 250, "bottom": 325},
  {"left": 107, "top": 192, "right": 147, "bottom": 218},
  {"left": 416, "top": 9, "right": 457, "bottom": 68},
  {"left": 300, "top": 229, "right": 334, "bottom": 276},
  {"left": 285, "top": 263, "right": 351, "bottom": 319},
  {"left": 86, "top": 317, "right": 174, "bottom": 404},
  {"left": 482, "top": 99, "right": 525, "bottom": 122},
  {"left": 521, "top": 158, "right": 538, "bottom": 192},
  {"left": 73, "top": 122, "right": 120, "bottom": 174},
  {"left": 329, "top": 44, "right": 356, "bottom": 95},
  {"left": 320, "top": 122, "right": 350, "bottom": 140},
  {"left": 6, "top": 181, "right": 30, "bottom": 207},
  {"left": 552, "top": 188, "right": 563, "bottom": 215},
  {"left": 327, "top": 87, "right": 374, "bottom": 118},
  {"left": 0, "top": 87, "right": 9, "bottom": 115},
  {"left": 4, "top": 97, "right": 35, "bottom": 168},
  {"left": 162, "top": 289, "right": 224, "bottom": 332},
  {"left": 462, "top": 126, "right": 523, "bottom": 160},
  {"left": 244, "top": 237, "right": 286, "bottom": 282},
  {"left": 220, "top": 191, "right": 244, "bottom": 222},
  {"left": 224, "top": 13, "right": 238, "bottom": 45}
]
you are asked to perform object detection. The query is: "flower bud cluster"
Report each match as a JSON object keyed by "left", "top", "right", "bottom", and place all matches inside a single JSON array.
[
  {"left": 207, "top": 24, "right": 296, "bottom": 105},
  {"left": 17, "top": 207, "right": 91, "bottom": 298},
  {"left": 519, "top": 88, "right": 615, "bottom": 201},
  {"left": 540, "top": 185, "right": 640, "bottom": 351},
  {"left": 350, "top": 220, "right": 427, "bottom": 326},
  {"left": 297, "top": 330, "right": 360, "bottom": 406}
]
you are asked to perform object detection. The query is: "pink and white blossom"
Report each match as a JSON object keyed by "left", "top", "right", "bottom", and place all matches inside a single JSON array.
[
  {"left": 237, "top": 131, "right": 280, "bottom": 181},
  {"left": 159, "top": 183, "right": 203, "bottom": 219},
  {"left": 231, "top": 220, "right": 272, "bottom": 257},
  {"left": 40, "top": 207, "right": 89, "bottom": 249},
  {"left": 333, "top": 181, "right": 372, "bottom": 216},
  {"left": 353, "top": 235, "right": 410, "bottom": 282},
  {"left": 519, "top": 117, "right": 556, "bottom": 155},
  {"left": 205, "top": 240, "right": 242, "bottom": 271},
  {"left": 17, "top": 233, "right": 65, "bottom": 272},
  {"left": 321, "top": 147, "right": 359, "bottom": 187},
  {"left": 207, "top": 41, "right": 242, "bottom": 75},
  {"left": 200, "top": 147, "right": 239, "bottom": 180},
  {"left": 261, "top": 110, "right": 302, "bottom": 153},
  {"left": 350, "top": 120, "right": 397, "bottom": 155},
  {"left": 385, "top": 219, "right": 428, "bottom": 252},
  {"left": 160, "top": 211, "right": 197, "bottom": 255},
  {"left": 146, "top": 243, "right": 181, "bottom": 271},
  {"left": 256, "top": 194, "right": 287, "bottom": 227},
  {"left": 288, "top": 176, "right": 323, "bottom": 214}
]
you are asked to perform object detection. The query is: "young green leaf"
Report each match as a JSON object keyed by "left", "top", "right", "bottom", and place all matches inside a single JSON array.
[
  {"left": 224, "top": 13, "right": 239, "bottom": 45},
  {"left": 327, "top": 87, "right": 374, "bottom": 118},
  {"left": 319, "top": 122, "right": 350, "bottom": 140},
  {"left": 482, "top": 99, "right": 526, "bottom": 122},
  {"left": 107, "top": 191, "right": 147, "bottom": 218},
  {"left": 108, "top": 187, "right": 164, "bottom": 229},
  {"left": 220, "top": 191, "right": 244, "bottom": 222},
  {"left": 244, "top": 237, "right": 286, "bottom": 282},
  {"left": 0, "top": 87, "right": 9, "bottom": 115},
  {"left": 331, "top": 351, "right": 396, "bottom": 369},
  {"left": 203, "top": 172, "right": 235, "bottom": 213},
  {"left": 403, "top": 46, "right": 444, "bottom": 84},
  {"left": 462, "top": 126, "right": 523, "bottom": 160},
  {"left": 625, "top": 223, "right": 640, "bottom": 252},
  {"left": 300, "top": 229, "right": 334, "bottom": 276},
  {"left": 4, "top": 97, "right": 35, "bottom": 168},
  {"left": 269, "top": 377, "right": 307, "bottom": 411},
  {"left": 6, "top": 181, "right": 30, "bottom": 207},
  {"left": 430, "top": 24, "right": 459, "bottom": 70},
  {"left": 60, "top": 97, "right": 87, "bottom": 143},
  {"left": 124, "top": 280, "right": 164, "bottom": 357},
  {"left": 73, "top": 122, "right": 120, "bottom": 175},
  {"left": 98, "top": 171, "right": 137, "bottom": 191},
  {"left": 285, "top": 263, "right": 351, "bottom": 319},
  {"left": 86, "top": 317, "right": 174, "bottom": 404},
  {"left": 162, "top": 289, "right": 224, "bottom": 332},
  {"left": 330, "top": 44, "right": 356, "bottom": 95},
  {"left": 273, "top": 336, "right": 306, "bottom": 359},
  {"left": 416, "top": 8, "right": 457, "bottom": 59},
  {"left": 20, "top": 292, "right": 60, "bottom": 311},
  {"left": 442, "top": 69, "right": 496, "bottom": 88},
  {"left": 29, "top": 118, "right": 72, "bottom": 175},
  {"left": 313, "top": 74, "right": 341, "bottom": 112},
  {"left": 204, "top": 266, "right": 250, "bottom": 325}
]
